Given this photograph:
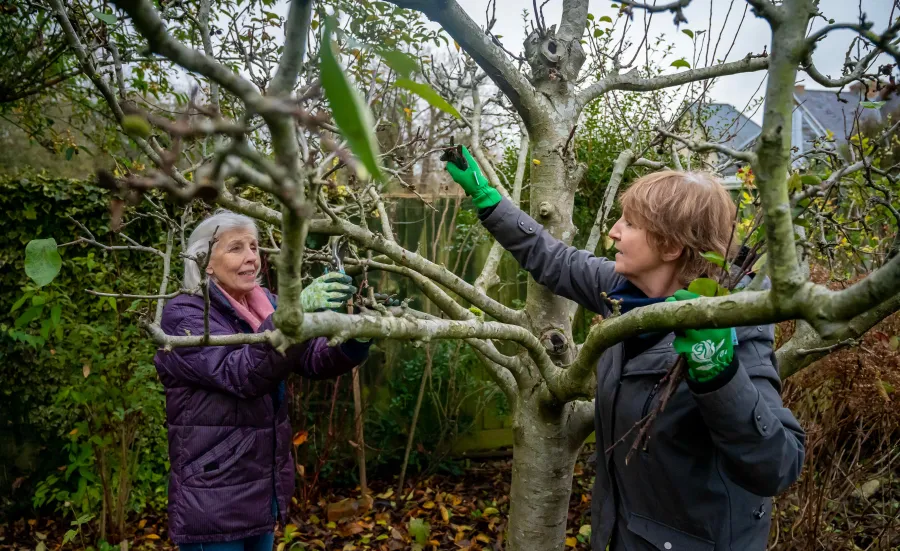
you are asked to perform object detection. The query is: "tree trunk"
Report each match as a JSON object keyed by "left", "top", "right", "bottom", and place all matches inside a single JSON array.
[{"left": 507, "top": 398, "right": 582, "bottom": 551}]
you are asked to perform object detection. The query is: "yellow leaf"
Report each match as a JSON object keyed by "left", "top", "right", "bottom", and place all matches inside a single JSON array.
[
  {"left": 277, "top": 543, "right": 286, "bottom": 551},
  {"left": 565, "top": 537, "right": 577, "bottom": 547},
  {"left": 138, "top": 519, "right": 147, "bottom": 529},
  {"left": 293, "top": 430, "right": 308, "bottom": 446},
  {"left": 475, "top": 534, "right": 491, "bottom": 543},
  {"left": 145, "top": 534, "right": 160, "bottom": 540},
  {"left": 440, "top": 505, "right": 449, "bottom": 523},
  {"left": 376, "top": 488, "right": 394, "bottom": 499},
  {"left": 578, "top": 524, "right": 592, "bottom": 537},
  {"left": 454, "top": 40, "right": 460, "bottom": 52},
  {"left": 68, "top": 428, "right": 78, "bottom": 436},
  {"left": 83, "top": 364, "right": 91, "bottom": 378},
  {"left": 482, "top": 507, "right": 498, "bottom": 516},
  {"left": 532, "top": 159, "right": 541, "bottom": 165},
  {"left": 423, "top": 501, "right": 435, "bottom": 509}
]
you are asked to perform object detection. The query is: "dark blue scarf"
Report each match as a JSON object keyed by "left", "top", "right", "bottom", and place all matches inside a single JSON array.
[{"left": 608, "top": 281, "right": 670, "bottom": 361}]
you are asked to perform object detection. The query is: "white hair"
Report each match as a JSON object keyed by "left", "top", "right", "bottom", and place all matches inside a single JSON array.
[{"left": 183, "top": 209, "right": 259, "bottom": 289}]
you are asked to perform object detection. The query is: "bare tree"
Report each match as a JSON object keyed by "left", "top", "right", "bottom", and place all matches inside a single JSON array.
[{"left": 19, "top": 0, "right": 900, "bottom": 549}]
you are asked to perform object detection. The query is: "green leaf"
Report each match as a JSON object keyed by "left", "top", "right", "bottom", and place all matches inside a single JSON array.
[
  {"left": 25, "top": 238, "right": 62, "bottom": 287},
  {"left": 320, "top": 19, "right": 381, "bottom": 180},
  {"left": 65, "top": 147, "right": 75, "bottom": 161},
  {"left": 682, "top": 29, "right": 694, "bottom": 39},
  {"left": 752, "top": 253, "right": 767, "bottom": 273},
  {"left": 10, "top": 293, "right": 31, "bottom": 314},
  {"left": 881, "top": 380, "right": 895, "bottom": 395},
  {"left": 395, "top": 78, "right": 461, "bottom": 119},
  {"left": 687, "top": 277, "right": 729, "bottom": 297},
  {"left": 700, "top": 251, "right": 727, "bottom": 269},
  {"left": 670, "top": 58, "right": 691, "bottom": 69},
  {"left": 92, "top": 11, "right": 117, "bottom": 25},
  {"left": 408, "top": 518, "right": 430, "bottom": 545},
  {"left": 599, "top": 15, "right": 613, "bottom": 23},
  {"left": 121, "top": 114, "right": 152, "bottom": 139},
  {"left": 378, "top": 49, "right": 418, "bottom": 78},
  {"left": 861, "top": 101, "right": 886, "bottom": 109},
  {"left": 51, "top": 304, "right": 62, "bottom": 328},
  {"left": 14, "top": 304, "right": 43, "bottom": 328},
  {"left": 587, "top": 13, "right": 594, "bottom": 20}
]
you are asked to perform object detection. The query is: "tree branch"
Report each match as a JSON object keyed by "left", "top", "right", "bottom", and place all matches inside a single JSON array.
[
  {"left": 586, "top": 149, "right": 634, "bottom": 255},
  {"left": 111, "top": 0, "right": 272, "bottom": 113},
  {"left": 384, "top": 0, "right": 543, "bottom": 127},
  {"left": 657, "top": 127, "right": 756, "bottom": 164},
  {"left": 577, "top": 54, "right": 769, "bottom": 112},
  {"left": 777, "top": 291, "right": 900, "bottom": 378},
  {"left": 269, "top": 0, "right": 313, "bottom": 97}
]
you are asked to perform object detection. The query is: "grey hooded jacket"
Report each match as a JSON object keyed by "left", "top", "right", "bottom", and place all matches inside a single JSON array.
[{"left": 479, "top": 198, "right": 805, "bottom": 551}]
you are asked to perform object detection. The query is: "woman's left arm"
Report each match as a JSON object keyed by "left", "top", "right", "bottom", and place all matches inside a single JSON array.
[
  {"left": 259, "top": 316, "right": 372, "bottom": 380},
  {"left": 690, "top": 324, "right": 806, "bottom": 497}
]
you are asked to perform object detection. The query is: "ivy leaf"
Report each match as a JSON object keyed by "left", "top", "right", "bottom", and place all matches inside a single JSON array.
[
  {"left": 700, "top": 251, "right": 727, "bottom": 269},
  {"left": 25, "top": 238, "right": 62, "bottom": 287},
  {"left": 861, "top": 101, "right": 886, "bottom": 109},
  {"left": 671, "top": 58, "right": 691, "bottom": 69},
  {"left": 320, "top": 19, "right": 382, "bottom": 180},
  {"left": 92, "top": 11, "right": 117, "bottom": 25},
  {"left": 687, "top": 277, "right": 730, "bottom": 297},
  {"left": 395, "top": 78, "right": 461, "bottom": 119},
  {"left": 682, "top": 29, "right": 694, "bottom": 39}
]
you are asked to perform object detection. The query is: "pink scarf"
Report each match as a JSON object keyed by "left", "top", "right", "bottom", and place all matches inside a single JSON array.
[{"left": 218, "top": 283, "right": 275, "bottom": 332}]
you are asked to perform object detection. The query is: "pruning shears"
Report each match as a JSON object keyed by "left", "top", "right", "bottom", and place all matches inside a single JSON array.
[
  {"left": 439, "top": 136, "right": 469, "bottom": 171},
  {"left": 326, "top": 235, "right": 346, "bottom": 274}
]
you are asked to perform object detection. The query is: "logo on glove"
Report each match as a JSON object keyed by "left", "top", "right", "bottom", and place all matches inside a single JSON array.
[{"left": 690, "top": 339, "right": 728, "bottom": 372}]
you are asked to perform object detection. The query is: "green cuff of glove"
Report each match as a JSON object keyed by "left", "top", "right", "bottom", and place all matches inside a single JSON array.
[{"left": 471, "top": 186, "right": 502, "bottom": 209}]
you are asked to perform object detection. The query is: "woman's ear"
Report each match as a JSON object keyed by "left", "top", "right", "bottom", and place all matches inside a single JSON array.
[{"left": 661, "top": 244, "right": 684, "bottom": 262}]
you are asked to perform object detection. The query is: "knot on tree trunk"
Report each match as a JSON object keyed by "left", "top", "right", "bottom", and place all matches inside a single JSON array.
[
  {"left": 524, "top": 27, "right": 585, "bottom": 93},
  {"left": 541, "top": 328, "right": 569, "bottom": 357}
]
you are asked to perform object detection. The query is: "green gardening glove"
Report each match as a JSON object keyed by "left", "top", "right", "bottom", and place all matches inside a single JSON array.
[
  {"left": 443, "top": 145, "right": 502, "bottom": 209},
  {"left": 665, "top": 289, "right": 737, "bottom": 383},
  {"left": 301, "top": 272, "right": 357, "bottom": 312}
]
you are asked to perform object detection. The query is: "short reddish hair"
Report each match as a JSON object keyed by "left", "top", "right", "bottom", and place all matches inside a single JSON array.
[{"left": 619, "top": 170, "right": 736, "bottom": 283}]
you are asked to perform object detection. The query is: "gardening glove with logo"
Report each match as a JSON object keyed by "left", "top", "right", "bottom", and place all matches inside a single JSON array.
[
  {"left": 443, "top": 145, "right": 502, "bottom": 209},
  {"left": 666, "top": 289, "right": 738, "bottom": 384},
  {"left": 301, "top": 272, "right": 357, "bottom": 312}
]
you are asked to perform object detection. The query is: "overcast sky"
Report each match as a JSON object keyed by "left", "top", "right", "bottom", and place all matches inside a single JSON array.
[{"left": 428, "top": 0, "right": 896, "bottom": 122}]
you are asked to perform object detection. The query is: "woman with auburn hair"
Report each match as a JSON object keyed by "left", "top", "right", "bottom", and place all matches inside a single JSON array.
[{"left": 444, "top": 148, "right": 804, "bottom": 551}]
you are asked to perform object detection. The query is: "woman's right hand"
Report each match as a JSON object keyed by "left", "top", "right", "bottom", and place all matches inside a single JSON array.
[
  {"left": 443, "top": 145, "right": 502, "bottom": 209},
  {"left": 301, "top": 272, "right": 357, "bottom": 312}
]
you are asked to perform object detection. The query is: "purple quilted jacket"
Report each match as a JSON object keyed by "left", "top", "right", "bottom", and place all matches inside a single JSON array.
[{"left": 154, "top": 283, "right": 369, "bottom": 544}]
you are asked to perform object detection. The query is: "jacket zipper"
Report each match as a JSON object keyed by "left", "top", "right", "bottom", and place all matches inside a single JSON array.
[{"left": 641, "top": 382, "right": 660, "bottom": 419}]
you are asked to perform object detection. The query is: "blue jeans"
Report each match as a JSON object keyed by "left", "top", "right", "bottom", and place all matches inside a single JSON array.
[{"left": 178, "top": 532, "right": 274, "bottom": 551}]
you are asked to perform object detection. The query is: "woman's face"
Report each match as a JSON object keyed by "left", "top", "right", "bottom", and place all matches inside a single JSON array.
[
  {"left": 608, "top": 215, "right": 664, "bottom": 279},
  {"left": 206, "top": 228, "right": 260, "bottom": 299}
]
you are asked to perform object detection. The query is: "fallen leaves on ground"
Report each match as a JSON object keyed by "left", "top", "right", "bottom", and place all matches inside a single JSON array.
[{"left": 1, "top": 455, "right": 596, "bottom": 550}]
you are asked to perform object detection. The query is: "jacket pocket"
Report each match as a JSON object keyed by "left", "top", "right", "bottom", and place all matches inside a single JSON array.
[
  {"left": 627, "top": 513, "right": 715, "bottom": 551},
  {"left": 183, "top": 426, "right": 255, "bottom": 482}
]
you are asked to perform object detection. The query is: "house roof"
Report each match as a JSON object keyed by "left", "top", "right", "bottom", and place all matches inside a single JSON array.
[
  {"left": 793, "top": 88, "right": 882, "bottom": 142},
  {"left": 697, "top": 103, "right": 762, "bottom": 151}
]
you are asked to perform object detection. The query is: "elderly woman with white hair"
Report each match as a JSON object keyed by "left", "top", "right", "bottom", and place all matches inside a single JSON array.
[{"left": 154, "top": 210, "right": 371, "bottom": 551}]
